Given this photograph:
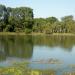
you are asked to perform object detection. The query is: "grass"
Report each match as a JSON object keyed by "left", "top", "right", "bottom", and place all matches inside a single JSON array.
[
  {"left": 0, "top": 32, "right": 75, "bottom": 36},
  {"left": 53, "top": 33, "right": 75, "bottom": 36},
  {"left": 0, "top": 32, "right": 28, "bottom": 35}
]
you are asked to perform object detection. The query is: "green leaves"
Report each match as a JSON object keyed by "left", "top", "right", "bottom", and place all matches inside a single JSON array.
[
  {"left": 0, "top": 4, "right": 33, "bottom": 32},
  {"left": 0, "top": 4, "right": 75, "bottom": 34},
  {"left": 33, "top": 16, "right": 75, "bottom": 34}
]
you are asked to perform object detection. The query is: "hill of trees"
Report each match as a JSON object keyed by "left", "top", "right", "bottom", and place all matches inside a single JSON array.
[{"left": 0, "top": 4, "right": 75, "bottom": 34}]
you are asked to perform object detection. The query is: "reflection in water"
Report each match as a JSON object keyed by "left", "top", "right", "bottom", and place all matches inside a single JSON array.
[
  {"left": 0, "top": 35, "right": 75, "bottom": 61},
  {"left": 0, "top": 35, "right": 33, "bottom": 61},
  {"left": 33, "top": 35, "right": 75, "bottom": 51},
  {"left": 0, "top": 35, "right": 75, "bottom": 74}
]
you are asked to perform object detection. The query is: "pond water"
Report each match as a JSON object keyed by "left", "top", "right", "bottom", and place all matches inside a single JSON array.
[{"left": 0, "top": 35, "right": 75, "bottom": 74}]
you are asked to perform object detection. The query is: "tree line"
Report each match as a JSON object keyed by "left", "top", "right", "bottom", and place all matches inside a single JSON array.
[{"left": 0, "top": 4, "right": 75, "bottom": 34}]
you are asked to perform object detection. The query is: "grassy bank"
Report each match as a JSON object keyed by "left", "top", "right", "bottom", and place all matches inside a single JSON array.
[
  {"left": 0, "top": 32, "right": 75, "bottom": 36},
  {"left": 0, "top": 32, "right": 28, "bottom": 35},
  {"left": 52, "top": 33, "right": 75, "bottom": 36},
  {"left": 0, "top": 32, "right": 44, "bottom": 36}
]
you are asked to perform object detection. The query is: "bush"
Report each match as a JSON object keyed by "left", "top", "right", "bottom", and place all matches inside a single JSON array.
[{"left": 25, "top": 28, "right": 32, "bottom": 34}]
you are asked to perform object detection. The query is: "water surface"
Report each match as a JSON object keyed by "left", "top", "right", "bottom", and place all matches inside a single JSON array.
[{"left": 0, "top": 35, "right": 75, "bottom": 74}]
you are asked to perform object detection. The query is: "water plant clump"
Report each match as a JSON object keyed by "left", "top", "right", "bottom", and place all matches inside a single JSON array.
[{"left": 0, "top": 62, "right": 56, "bottom": 75}]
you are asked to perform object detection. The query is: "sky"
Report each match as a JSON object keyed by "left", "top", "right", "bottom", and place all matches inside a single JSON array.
[{"left": 0, "top": 0, "right": 75, "bottom": 19}]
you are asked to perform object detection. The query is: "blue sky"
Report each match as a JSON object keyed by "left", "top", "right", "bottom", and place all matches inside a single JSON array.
[{"left": 0, "top": 0, "right": 75, "bottom": 19}]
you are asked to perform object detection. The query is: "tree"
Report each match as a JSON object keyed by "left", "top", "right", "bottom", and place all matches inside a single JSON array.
[
  {"left": 46, "top": 17, "right": 58, "bottom": 24},
  {"left": 33, "top": 18, "right": 46, "bottom": 33},
  {"left": 8, "top": 7, "right": 33, "bottom": 32},
  {"left": 61, "top": 15, "right": 75, "bottom": 33}
]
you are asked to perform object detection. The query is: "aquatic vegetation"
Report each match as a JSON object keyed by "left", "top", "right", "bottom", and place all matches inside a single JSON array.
[
  {"left": 0, "top": 62, "right": 56, "bottom": 75},
  {"left": 0, "top": 67, "right": 56, "bottom": 75},
  {"left": 68, "top": 64, "right": 75, "bottom": 68},
  {"left": 32, "top": 58, "right": 63, "bottom": 64},
  {"left": 63, "top": 72, "right": 75, "bottom": 75}
]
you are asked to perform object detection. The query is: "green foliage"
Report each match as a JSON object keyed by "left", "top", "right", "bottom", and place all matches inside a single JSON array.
[
  {"left": 0, "top": 4, "right": 33, "bottom": 32},
  {"left": 25, "top": 28, "right": 32, "bottom": 34},
  {"left": 33, "top": 15, "right": 75, "bottom": 34},
  {"left": 0, "top": 4, "right": 75, "bottom": 34},
  {"left": 33, "top": 18, "right": 46, "bottom": 33},
  {"left": 46, "top": 17, "right": 58, "bottom": 24}
]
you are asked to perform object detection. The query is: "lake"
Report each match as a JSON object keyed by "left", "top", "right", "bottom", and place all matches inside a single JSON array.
[{"left": 0, "top": 35, "right": 75, "bottom": 75}]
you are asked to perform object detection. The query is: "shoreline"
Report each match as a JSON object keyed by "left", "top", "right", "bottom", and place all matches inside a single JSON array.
[{"left": 0, "top": 32, "right": 75, "bottom": 36}]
